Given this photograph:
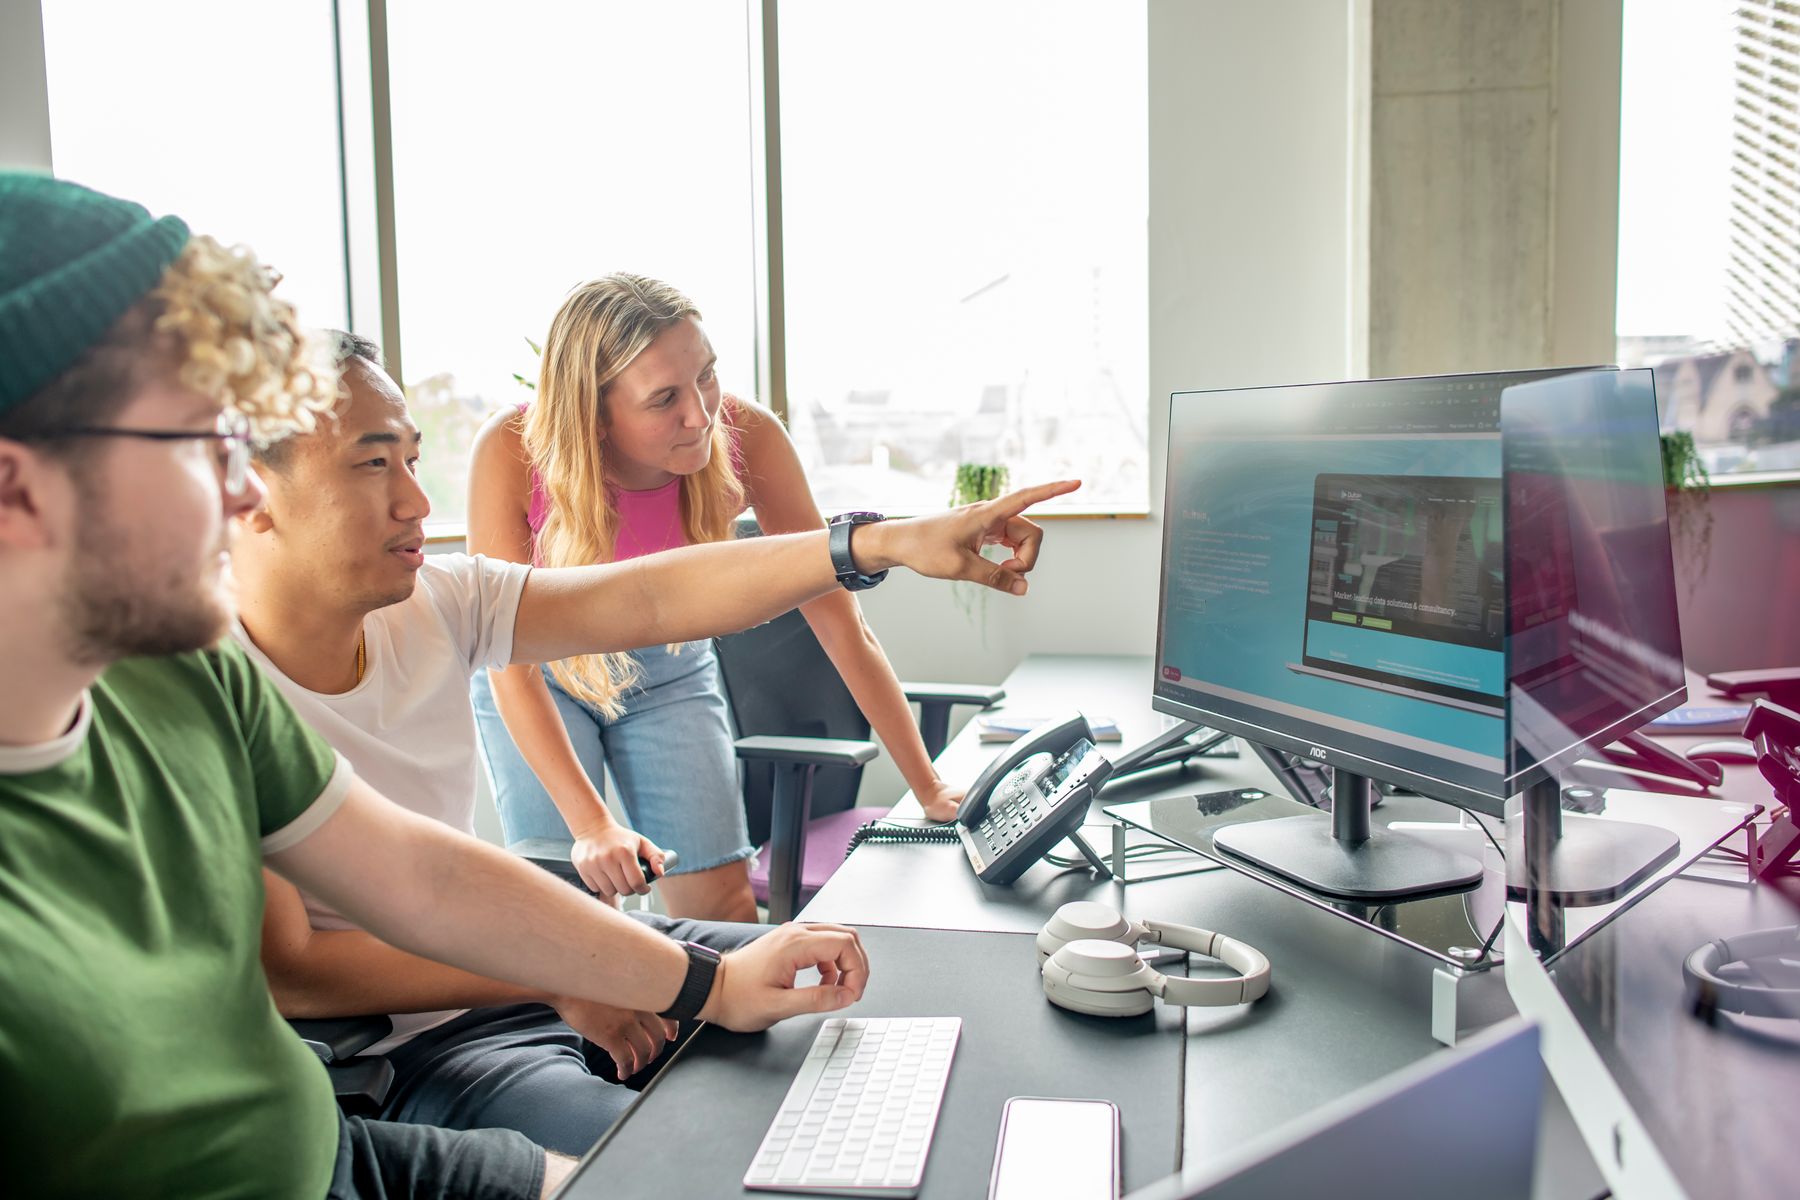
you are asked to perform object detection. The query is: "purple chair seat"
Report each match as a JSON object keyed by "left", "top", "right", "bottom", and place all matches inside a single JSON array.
[{"left": 749, "top": 805, "right": 891, "bottom": 912}]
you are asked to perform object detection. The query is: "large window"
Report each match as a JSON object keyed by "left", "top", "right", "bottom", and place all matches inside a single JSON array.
[
  {"left": 780, "top": 0, "right": 1148, "bottom": 512},
  {"left": 41, "top": 0, "right": 349, "bottom": 332},
  {"left": 386, "top": 0, "right": 756, "bottom": 524},
  {"left": 36, "top": 1, "right": 1150, "bottom": 529},
  {"left": 1618, "top": 0, "right": 1800, "bottom": 479}
]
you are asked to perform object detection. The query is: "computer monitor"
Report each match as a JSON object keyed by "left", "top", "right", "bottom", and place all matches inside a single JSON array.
[
  {"left": 1152, "top": 367, "right": 1685, "bottom": 901},
  {"left": 1502, "top": 368, "right": 1687, "bottom": 905},
  {"left": 1122, "top": 1020, "right": 1542, "bottom": 1200}
]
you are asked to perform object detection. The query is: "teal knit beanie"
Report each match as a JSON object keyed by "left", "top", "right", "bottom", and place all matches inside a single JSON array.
[{"left": 0, "top": 172, "right": 191, "bottom": 415}]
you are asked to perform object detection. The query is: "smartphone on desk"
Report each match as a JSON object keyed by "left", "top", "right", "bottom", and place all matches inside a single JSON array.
[
  {"left": 989, "top": 1096, "right": 1120, "bottom": 1200},
  {"left": 955, "top": 713, "right": 1114, "bottom": 885}
]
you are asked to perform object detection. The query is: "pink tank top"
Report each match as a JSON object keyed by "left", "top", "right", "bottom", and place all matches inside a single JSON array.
[{"left": 523, "top": 396, "right": 746, "bottom": 564}]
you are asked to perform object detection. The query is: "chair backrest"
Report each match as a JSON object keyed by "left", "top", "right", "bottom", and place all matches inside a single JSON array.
[{"left": 715, "top": 607, "right": 871, "bottom": 846}]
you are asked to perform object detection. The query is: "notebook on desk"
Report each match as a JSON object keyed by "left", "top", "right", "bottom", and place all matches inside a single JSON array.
[{"left": 977, "top": 714, "right": 1123, "bottom": 743}]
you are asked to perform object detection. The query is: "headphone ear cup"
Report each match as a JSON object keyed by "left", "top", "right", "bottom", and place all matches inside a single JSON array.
[
  {"left": 1041, "top": 939, "right": 1158, "bottom": 1017},
  {"left": 1037, "top": 901, "right": 1135, "bottom": 963}
]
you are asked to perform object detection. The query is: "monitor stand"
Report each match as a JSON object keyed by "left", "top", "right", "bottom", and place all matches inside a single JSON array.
[
  {"left": 1595, "top": 729, "right": 1722, "bottom": 791},
  {"left": 1106, "top": 720, "right": 1235, "bottom": 782},
  {"left": 1212, "top": 771, "right": 1485, "bottom": 901},
  {"left": 1507, "top": 776, "right": 1680, "bottom": 909}
]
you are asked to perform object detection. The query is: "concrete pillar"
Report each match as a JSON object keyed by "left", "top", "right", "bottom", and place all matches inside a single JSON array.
[{"left": 1368, "top": 0, "right": 1622, "bottom": 376}]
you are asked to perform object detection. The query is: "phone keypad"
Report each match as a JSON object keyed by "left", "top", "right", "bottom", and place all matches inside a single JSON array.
[{"left": 977, "top": 787, "right": 1048, "bottom": 859}]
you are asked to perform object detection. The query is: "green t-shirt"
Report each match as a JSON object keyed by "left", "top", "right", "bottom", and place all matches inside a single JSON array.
[{"left": 0, "top": 642, "right": 352, "bottom": 1198}]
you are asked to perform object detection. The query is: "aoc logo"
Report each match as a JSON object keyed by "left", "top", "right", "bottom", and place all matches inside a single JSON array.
[{"left": 1308, "top": 746, "right": 1328, "bottom": 761}]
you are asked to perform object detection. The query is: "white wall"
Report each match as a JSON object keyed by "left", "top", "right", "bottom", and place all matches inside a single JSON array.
[
  {"left": 857, "top": 1, "right": 1367, "bottom": 801},
  {"left": 1, "top": 0, "right": 53, "bottom": 172}
]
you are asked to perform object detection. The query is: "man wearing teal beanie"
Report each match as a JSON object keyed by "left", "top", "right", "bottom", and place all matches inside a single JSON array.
[{"left": 0, "top": 175, "right": 881, "bottom": 1198}]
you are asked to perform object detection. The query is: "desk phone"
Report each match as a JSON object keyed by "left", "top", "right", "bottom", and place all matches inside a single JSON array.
[{"left": 957, "top": 714, "right": 1115, "bottom": 884}]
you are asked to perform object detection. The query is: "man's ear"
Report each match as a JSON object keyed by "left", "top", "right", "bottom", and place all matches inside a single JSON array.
[
  {"left": 0, "top": 440, "right": 60, "bottom": 551},
  {"left": 238, "top": 492, "right": 276, "bottom": 535}
]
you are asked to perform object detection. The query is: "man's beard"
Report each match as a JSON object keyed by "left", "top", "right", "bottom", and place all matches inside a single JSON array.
[{"left": 59, "top": 480, "right": 230, "bottom": 665}]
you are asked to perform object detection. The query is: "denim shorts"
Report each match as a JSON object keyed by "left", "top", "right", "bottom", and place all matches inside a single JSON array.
[{"left": 472, "top": 641, "right": 757, "bottom": 873}]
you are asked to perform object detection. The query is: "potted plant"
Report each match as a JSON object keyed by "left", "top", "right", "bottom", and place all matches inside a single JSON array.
[
  {"left": 1661, "top": 430, "right": 1712, "bottom": 588},
  {"left": 950, "top": 463, "right": 1009, "bottom": 510}
]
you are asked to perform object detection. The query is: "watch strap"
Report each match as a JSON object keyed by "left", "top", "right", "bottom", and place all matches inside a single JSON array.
[
  {"left": 828, "top": 512, "right": 889, "bottom": 591},
  {"left": 658, "top": 940, "right": 723, "bottom": 1021}
]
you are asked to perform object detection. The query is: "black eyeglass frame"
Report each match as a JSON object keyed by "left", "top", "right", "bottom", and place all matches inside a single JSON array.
[{"left": 24, "top": 410, "right": 252, "bottom": 494}]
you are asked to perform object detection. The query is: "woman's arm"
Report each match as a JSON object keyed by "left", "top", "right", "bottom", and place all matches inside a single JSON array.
[
  {"left": 734, "top": 401, "right": 964, "bottom": 822},
  {"left": 466, "top": 411, "right": 662, "bottom": 899}
]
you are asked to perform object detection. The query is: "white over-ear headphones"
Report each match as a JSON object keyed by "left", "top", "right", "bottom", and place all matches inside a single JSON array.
[
  {"left": 1037, "top": 901, "right": 1271, "bottom": 1018},
  {"left": 1682, "top": 924, "right": 1800, "bottom": 1020}
]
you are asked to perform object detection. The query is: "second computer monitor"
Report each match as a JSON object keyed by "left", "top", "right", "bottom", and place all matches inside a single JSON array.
[
  {"left": 1503, "top": 368, "right": 1687, "bottom": 787},
  {"left": 1153, "top": 367, "right": 1684, "bottom": 818}
]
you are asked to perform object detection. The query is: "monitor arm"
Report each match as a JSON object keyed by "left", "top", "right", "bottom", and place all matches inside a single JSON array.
[{"left": 1746, "top": 700, "right": 1800, "bottom": 883}]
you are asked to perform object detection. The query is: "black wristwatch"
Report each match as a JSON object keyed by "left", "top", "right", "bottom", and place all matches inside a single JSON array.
[
  {"left": 658, "top": 940, "right": 723, "bottom": 1022},
  {"left": 828, "top": 511, "right": 889, "bottom": 591}
]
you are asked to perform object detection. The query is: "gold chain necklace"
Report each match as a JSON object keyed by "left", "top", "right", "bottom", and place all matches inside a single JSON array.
[{"left": 355, "top": 630, "right": 367, "bottom": 684}]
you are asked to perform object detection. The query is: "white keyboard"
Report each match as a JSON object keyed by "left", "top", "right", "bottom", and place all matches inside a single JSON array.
[{"left": 743, "top": 1016, "right": 961, "bottom": 1197}]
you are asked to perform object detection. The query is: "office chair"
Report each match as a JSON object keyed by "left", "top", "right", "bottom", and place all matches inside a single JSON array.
[
  {"left": 290, "top": 1015, "right": 396, "bottom": 1115},
  {"left": 714, "top": 607, "right": 1003, "bottom": 923}
]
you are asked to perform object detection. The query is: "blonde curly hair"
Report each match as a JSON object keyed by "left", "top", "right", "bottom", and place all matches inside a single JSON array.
[
  {"left": 2, "top": 234, "right": 339, "bottom": 448},
  {"left": 152, "top": 234, "right": 339, "bottom": 440}
]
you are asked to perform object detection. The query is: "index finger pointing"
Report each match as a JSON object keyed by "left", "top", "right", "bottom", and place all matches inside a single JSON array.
[{"left": 983, "top": 478, "right": 1081, "bottom": 518}]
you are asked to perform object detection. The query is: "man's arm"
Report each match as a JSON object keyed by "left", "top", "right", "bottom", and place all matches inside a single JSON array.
[
  {"left": 260, "top": 867, "right": 683, "bottom": 1074},
  {"left": 260, "top": 867, "right": 540, "bottom": 1018},
  {"left": 509, "top": 479, "right": 1080, "bottom": 664},
  {"left": 264, "top": 778, "right": 871, "bottom": 1031}
]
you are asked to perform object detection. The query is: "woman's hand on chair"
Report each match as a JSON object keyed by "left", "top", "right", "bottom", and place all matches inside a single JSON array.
[{"left": 571, "top": 823, "right": 665, "bottom": 901}]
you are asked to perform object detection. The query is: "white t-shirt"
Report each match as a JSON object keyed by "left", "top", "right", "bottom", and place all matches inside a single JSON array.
[{"left": 234, "top": 552, "right": 531, "bottom": 1052}]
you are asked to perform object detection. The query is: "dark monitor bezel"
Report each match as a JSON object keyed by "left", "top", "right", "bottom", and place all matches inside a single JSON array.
[{"left": 1151, "top": 366, "right": 1685, "bottom": 817}]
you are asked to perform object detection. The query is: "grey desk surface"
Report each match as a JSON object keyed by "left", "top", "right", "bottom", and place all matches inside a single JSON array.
[
  {"left": 562, "top": 653, "right": 1643, "bottom": 1198},
  {"left": 562, "top": 926, "right": 1185, "bottom": 1199}
]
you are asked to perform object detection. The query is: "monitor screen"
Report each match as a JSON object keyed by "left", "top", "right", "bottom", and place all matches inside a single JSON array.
[
  {"left": 1153, "top": 370, "right": 1563, "bottom": 811},
  {"left": 1502, "top": 368, "right": 1687, "bottom": 783}
]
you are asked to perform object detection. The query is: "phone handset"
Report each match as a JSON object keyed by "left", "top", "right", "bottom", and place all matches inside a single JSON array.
[{"left": 958, "top": 713, "right": 1097, "bottom": 827}]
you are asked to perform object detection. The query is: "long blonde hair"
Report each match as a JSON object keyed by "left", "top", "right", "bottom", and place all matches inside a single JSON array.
[{"left": 525, "top": 273, "right": 745, "bottom": 714}]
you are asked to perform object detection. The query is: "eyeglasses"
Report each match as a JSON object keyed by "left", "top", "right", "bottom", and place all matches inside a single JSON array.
[{"left": 31, "top": 409, "right": 253, "bottom": 495}]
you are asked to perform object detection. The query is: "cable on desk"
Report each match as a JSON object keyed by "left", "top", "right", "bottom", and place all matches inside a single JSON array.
[
  {"left": 1039, "top": 843, "right": 1196, "bottom": 869},
  {"left": 1435, "top": 799, "right": 1507, "bottom": 865},
  {"left": 843, "top": 819, "right": 960, "bottom": 858}
]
